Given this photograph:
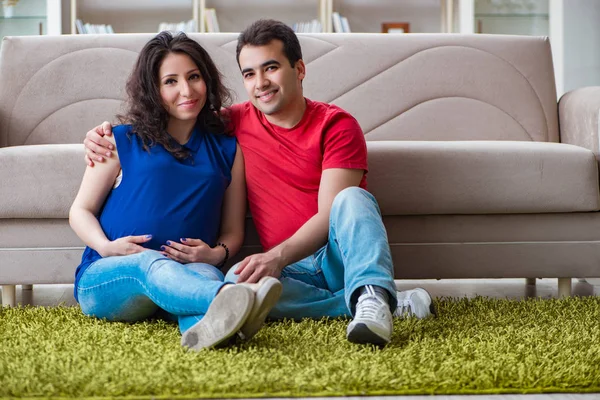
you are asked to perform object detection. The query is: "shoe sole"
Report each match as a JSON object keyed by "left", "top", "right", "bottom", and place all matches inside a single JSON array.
[
  {"left": 346, "top": 322, "right": 390, "bottom": 346},
  {"left": 181, "top": 285, "right": 254, "bottom": 351},
  {"left": 239, "top": 277, "right": 283, "bottom": 340}
]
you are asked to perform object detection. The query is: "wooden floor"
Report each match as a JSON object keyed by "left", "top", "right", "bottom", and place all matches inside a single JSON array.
[{"left": 3, "top": 278, "right": 600, "bottom": 400}]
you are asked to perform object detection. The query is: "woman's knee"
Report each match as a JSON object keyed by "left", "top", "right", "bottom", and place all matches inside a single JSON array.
[{"left": 80, "top": 293, "right": 157, "bottom": 322}]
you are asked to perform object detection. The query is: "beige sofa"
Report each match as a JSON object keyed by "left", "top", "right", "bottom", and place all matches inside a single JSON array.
[{"left": 2, "top": 33, "right": 600, "bottom": 307}]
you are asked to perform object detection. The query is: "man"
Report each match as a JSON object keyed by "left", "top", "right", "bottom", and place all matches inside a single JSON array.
[{"left": 84, "top": 19, "right": 435, "bottom": 346}]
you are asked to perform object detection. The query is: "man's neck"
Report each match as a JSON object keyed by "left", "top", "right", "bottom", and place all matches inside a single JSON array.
[{"left": 265, "top": 97, "right": 307, "bottom": 129}]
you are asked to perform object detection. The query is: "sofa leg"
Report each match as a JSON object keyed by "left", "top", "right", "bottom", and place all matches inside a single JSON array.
[
  {"left": 1, "top": 285, "right": 16, "bottom": 307},
  {"left": 526, "top": 278, "right": 536, "bottom": 285},
  {"left": 22, "top": 284, "right": 33, "bottom": 290},
  {"left": 558, "top": 278, "right": 572, "bottom": 297}
]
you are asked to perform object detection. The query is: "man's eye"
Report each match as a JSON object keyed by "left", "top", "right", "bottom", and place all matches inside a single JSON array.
[{"left": 244, "top": 73, "right": 254, "bottom": 79}]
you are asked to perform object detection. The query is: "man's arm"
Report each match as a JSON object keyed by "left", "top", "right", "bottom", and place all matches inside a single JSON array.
[
  {"left": 235, "top": 167, "right": 364, "bottom": 283},
  {"left": 84, "top": 121, "right": 115, "bottom": 166}
]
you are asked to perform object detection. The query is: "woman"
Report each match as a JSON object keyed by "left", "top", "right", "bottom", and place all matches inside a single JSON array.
[{"left": 69, "top": 31, "right": 281, "bottom": 351}]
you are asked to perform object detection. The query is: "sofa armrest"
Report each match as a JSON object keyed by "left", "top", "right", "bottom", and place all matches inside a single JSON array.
[
  {"left": 0, "top": 144, "right": 85, "bottom": 218},
  {"left": 559, "top": 87, "right": 600, "bottom": 165}
]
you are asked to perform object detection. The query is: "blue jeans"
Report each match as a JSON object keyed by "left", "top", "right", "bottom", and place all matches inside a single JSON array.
[
  {"left": 225, "top": 187, "right": 397, "bottom": 319},
  {"left": 77, "top": 250, "right": 226, "bottom": 333}
]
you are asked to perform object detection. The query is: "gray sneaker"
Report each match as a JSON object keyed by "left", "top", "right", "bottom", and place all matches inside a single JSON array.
[
  {"left": 181, "top": 285, "right": 254, "bottom": 351},
  {"left": 346, "top": 287, "right": 393, "bottom": 346},
  {"left": 394, "top": 288, "right": 436, "bottom": 318},
  {"left": 238, "top": 276, "right": 283, "bottom": 341}
]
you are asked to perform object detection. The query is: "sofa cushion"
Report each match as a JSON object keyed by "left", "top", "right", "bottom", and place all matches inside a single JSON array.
[
  {"left": 2, "top": 141, "right": 598, "bottom": 219},
  {"left": 0, "top": 144, "right": 85, "bottom": 218},
  {"left": 368, "top": 141, "right": 600, "bottom": 215}
]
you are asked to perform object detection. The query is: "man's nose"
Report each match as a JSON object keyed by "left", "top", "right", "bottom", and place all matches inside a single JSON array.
[{"left": 255, "top": 72, "right": 269, "bottom": 90}]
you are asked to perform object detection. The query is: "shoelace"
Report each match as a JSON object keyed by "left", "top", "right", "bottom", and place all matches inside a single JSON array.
[
  {"left": 394, "top": 299, "right": 413, "bottom": 317},
  {"left": 355, "top": 296, "right": 385, "bottom": 319}
]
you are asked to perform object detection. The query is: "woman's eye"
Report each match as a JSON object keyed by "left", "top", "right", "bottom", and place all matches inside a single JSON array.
[
  {"left": 189, "top": 74, "right": 201, "bottom": 80},
  {"left": 164, "top": 78, "right": 176, "bottom": 85}
]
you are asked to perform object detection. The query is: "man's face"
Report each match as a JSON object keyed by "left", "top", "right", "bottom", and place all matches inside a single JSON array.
[{"left": 238, "top": 40, "right": 305, "bottom": 118}]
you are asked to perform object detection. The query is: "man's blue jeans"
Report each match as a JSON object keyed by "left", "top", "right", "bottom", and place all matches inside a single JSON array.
[
  {"left": 77, "top": 250, "right": 226, "bottom": 333},
  {"left": 225, "top": 187, "right": 398, "bottom": 319}
]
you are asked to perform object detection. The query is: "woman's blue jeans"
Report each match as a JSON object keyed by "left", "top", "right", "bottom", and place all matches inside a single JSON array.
[
  {"left": 77, "top": 250, "right": 226, "bottom": 333},
  {"left": 225, "top": 187, "right": 398, "bottom": 319}
]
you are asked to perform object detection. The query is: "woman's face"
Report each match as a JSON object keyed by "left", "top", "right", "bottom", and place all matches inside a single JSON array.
[{"left": 158, "top": 52, "right": 207, "bottom": 124}]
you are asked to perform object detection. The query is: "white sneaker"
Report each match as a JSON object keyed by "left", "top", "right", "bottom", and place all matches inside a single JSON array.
[
  {"left": 181, "top": 285, "right": 254, "bottom": 351},
  {"left": 238, "top": 276, "right": 283, "bottom": 341},
  {"left": 346, "top": 286, "right": 393, "bottom": 346},
  {"left": 394, "top": 288, "right": 436, "bottom": 319}
]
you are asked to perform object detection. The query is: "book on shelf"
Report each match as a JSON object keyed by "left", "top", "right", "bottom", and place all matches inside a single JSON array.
[
  {"left": 292, "top": 19, "right": 322, "bottom": 33},
  {"left": 158, "top": 19, "right": 196, "bottom": 33},
  {"left": 204, "top": 8, "right": 220, "bottom": 33},
  {"left": 341, "top": 16, "right": 351, "bottom": 33},
  {"left": 332, "top": 12, "right": 351, "bottom": 33},
  {"left": 76, "top": 20, "right": 115, "bottom": 34}
]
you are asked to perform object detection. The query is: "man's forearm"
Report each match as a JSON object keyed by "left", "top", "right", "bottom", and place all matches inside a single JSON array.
[{"left": 268, "top": 212, "right": 329, "bottom": 270}]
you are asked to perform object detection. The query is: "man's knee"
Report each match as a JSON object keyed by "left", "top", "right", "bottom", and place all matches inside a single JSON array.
[{"left": 331, "top": 187, "right": 379, "bottom": 216}]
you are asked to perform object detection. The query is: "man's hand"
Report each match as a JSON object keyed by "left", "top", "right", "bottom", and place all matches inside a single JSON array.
[
  {"left": 99, "top": 235, "right": 152, "bottom": 257},
  {"left": 84, "top": 121, "right": 114, "bottom": 167},
  {"left": 161, "top": 238, "right": 222, "bottom": 265},
  {"left": 235, "top": 251, "right": 284, "bottom": 283}
]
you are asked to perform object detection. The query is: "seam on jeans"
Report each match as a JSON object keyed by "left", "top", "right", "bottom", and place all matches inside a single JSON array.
[
  {"left": 282, "top": 269, "right": 320, "bottom": 277},
  {"left": 78, "top": 267, "right": 212, "bottom": 315},
  {"left": 77, "top": 275, "right": 143, "bottom": 292},
  {"left": 310, "top": 254, "right": 323, "bottom": 275}
]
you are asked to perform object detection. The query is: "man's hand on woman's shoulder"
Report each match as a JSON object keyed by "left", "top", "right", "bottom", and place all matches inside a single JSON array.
[{"left": 84, "top": 121, "right": 115, "bottom": 167}]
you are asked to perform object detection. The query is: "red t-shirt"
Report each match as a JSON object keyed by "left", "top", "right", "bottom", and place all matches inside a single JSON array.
[{"left": 229, "top": 98, "right": 368, "bottom": 251}]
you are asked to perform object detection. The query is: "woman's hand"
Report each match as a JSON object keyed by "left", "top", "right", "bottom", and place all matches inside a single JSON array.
[
  {"left": 99, "top": 235, "right": 152, "bottom": 257},
  {"left": 161, "top": 238, "right": 225, "bottom": 266}
]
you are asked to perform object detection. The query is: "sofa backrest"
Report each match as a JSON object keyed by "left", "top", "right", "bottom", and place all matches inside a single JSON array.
[{"left": 0, "top": 33, "right": 558, "bottom": 147}]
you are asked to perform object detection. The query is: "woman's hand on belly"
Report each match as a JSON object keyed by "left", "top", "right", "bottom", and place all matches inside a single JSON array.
[
  {"left": 161, "top": 238, "right": 223, "bottom": 266},
  {"left": 99, "top": 235, "right": 153, "bottom": 257}
]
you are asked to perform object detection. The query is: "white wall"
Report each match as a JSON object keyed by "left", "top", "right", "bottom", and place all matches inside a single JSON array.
[{"left": 562, "top": 0, "right": 600, "bottom": 93}]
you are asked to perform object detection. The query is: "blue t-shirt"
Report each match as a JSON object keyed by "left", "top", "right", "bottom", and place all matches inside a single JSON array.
[{"left": 74, "top": 124, "right": 237, "bottom": 300}]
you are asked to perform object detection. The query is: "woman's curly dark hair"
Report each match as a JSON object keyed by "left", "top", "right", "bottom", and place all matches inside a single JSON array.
[{"left": 118, "top": 31, "right": 232, "bottom": 160}]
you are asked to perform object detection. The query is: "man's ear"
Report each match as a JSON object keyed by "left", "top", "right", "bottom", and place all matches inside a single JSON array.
[{"left": 296, "top": 59, "right": 306, "bottom": 80}]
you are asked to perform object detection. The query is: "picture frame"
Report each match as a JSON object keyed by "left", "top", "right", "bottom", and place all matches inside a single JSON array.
[{"left": 381, "top": 22, "right": 410, "bottom": 34}]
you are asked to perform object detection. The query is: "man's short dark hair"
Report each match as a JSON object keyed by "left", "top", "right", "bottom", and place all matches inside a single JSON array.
[{"left": 236, "top": 19, "right": 303, "bottom": 68}]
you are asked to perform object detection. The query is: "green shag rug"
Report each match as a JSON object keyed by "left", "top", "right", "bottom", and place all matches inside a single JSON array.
[{"left": 1, "top": 296, "right": 600, "bottom": 398}]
